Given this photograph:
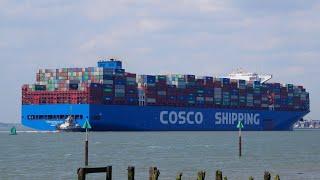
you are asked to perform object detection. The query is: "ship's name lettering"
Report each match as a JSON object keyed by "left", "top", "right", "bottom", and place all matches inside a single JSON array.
[
  {"left": 215, "top": 112, "right": 260, "bottom": 125},
  {"left": 160, "top": 111, "right": 203, "bottom": 125}
]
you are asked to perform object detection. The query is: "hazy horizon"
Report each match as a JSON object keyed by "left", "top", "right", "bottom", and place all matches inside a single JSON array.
[{"left": 0, "top": 0, "right": 319, "bottom": 123}]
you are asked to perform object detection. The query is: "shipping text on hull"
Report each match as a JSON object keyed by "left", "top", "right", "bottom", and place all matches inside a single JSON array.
[{"left": 21, "top": 58, "right": 310, "bottom": 131}]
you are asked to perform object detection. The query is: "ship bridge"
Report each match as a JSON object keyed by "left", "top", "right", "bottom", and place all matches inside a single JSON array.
[{"left": 227, "top": 69, "right": 272, "bottom": 83}]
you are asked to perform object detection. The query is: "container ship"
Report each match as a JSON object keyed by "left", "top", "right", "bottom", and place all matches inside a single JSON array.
[{"left": 21, "top": 59, "right": 310, "bottom": 131}]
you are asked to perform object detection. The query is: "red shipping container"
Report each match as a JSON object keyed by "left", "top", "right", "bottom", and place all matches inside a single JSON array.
[{"left": 125, "top": 72, "right": 136, "bottom": 77}]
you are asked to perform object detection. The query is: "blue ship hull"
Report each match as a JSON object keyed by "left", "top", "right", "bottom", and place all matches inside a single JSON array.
[{"left": 21, "top": 104, "right": 309, "bottom": 131}]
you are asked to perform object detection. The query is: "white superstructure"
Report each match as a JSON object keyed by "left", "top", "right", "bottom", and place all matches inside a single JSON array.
[{"left": 227, "top": 69, "right": 272, "bottom": 83}]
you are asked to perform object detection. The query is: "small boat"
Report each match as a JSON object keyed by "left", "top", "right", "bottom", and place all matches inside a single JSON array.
[
  {"left": 10, "top": 126, "right": 17, "bottom": 135},
  {"left": 56, "top": 115, "right": 84, "bottom": 132}
]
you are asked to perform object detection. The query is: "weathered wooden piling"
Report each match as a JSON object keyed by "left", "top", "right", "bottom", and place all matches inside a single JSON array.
[
  {"left": 77, "top": 168, "right": 86, "bottom": 180},
  {"left": 264, "top": 171, "right": 271, "bottom": 180},
  {"left": 274, "top": 174, "right": 280, "bottom": 180},
  {"left": 216, "top": 170, "right": 223, "bottom": 180},
  {"left": 128, "top": 166, "right": 135, "bottom": 180},
  {"left": 76, "top": 166, "right": 281, "bottom": 179},
  {"left": 197, "top": 171, "right": 206, "bottom": 180},
  {"left": 149, "top": 167, "right": 160, "bottom": 180},
  {"left": 77, "top": 166, "right": 112, "bottom": 180},
  {"left": 176, "top": 172, "right": 182, "bottom": 180},
  {"left": 106, "top": 166, "right": 112, "bottom": 180}
]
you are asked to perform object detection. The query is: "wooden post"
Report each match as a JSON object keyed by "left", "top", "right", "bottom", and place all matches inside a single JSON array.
[
  {"left": 274, "top": 174, "right": 280, "bottom": 180},
  {"left": 264, "top": 171, "right": 271, "bottom": 180},
  {"left": 106, "top": 166, "right": 112, "bottom": 180},
  {"left": 149, "top": 167, "right": 153, "bottom": 180},
  {"left": 176, "top": 172, "right": 182, "bottom": 180},
  {"left": 85, "top": 139, "right": 88, "bottom": 166},
  {"left": 216, "top": 170, "right": 223, "bottom": 180},
  {"left": 154, "top": 168, "right": 160, "bottom": 180},
  {"left": 77, "top": 167, "right": 112, "bottom": 180},
  {"left": 149, "top": 167, "right": 154, "bottom": 180},
  {"left": 77, "top": 168, "right": 86, "bottom": 180},
  {"left": 197, "top": 171, "right": 205, "bottom": 180},
  {"left": 239, "top": 135, "right": 242, "bottom": 157},
  {"left": 249, "top": 176, "right": 254, "bottom": 180},
  {"left": 149, "top": 167, "right": 160, "bottom": 180},
  {"left": 128, "top": 166, "right": 135, "bottom": 180}
]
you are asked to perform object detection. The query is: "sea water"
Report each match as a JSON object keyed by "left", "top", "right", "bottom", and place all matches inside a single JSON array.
[{"left": 0, "top": 130, "right": 320, "bottom": 180}]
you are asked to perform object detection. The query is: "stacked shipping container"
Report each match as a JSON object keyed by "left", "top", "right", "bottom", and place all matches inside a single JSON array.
[
  {"left": 137, "top": 74, "right": 309, "bottom": 111},
  {"left": 22, "top": 83, "right": 102, "bottom": 104},
  {"left": 22, "top": 59, "right": 309, "bottom": 112}
]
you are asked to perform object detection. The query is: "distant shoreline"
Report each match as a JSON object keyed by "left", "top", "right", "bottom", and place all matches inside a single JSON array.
[{"left": 293, "top": 128, "right": 320, "bottom": 131}]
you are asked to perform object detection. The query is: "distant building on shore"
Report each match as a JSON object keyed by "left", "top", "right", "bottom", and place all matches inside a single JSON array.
[{"left": 294, "top": 120, "right": 320, "bottom": 129}]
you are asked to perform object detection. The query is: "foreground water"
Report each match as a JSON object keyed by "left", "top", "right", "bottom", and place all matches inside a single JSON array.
[{"left": 1, "top": 130, "right": 320, "bottom": 180}]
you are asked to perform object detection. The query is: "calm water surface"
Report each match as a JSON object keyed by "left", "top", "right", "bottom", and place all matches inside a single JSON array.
[{"left": 1, "top": 130, "right": 320, "bottom": 180}]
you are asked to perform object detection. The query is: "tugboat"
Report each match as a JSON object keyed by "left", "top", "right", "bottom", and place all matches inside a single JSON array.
[{"left": 56, "top": 115, "right": 84, "bottom": 132}]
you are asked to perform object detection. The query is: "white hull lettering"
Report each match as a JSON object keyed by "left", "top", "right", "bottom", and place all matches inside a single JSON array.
[
  {"left": 160, "top": 111, "right": 203, "bottom": 125},
  {"left": 215, "top": 112, "right": 260, "bottom": 125}
]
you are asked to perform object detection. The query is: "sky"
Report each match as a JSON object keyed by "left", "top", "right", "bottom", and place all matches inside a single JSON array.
[{"left": 0, "top": 0, "right": 319, "bottom": 123}]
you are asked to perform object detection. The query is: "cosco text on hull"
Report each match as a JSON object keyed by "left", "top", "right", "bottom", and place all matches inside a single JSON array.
[{"left": 160, "top": 111, "right": 203, "bottom": 125}]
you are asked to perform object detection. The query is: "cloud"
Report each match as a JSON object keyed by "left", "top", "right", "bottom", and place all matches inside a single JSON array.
[
  {"left": 0, "top": 0, "right": 78, "bottom": 20},
  {"left": 81, "top": 0, "right": 130, "bottom": 21},
  {"left": 232, "top": 0, "right": 319, "bottom": 15},
  {"left": 0, "top": 0, "right": 319, "bottom": 122},
  {"left": 178, "top": 0, "right": 229, "bottom": 13},
  {"left": 138, "top": 19, "right": 171, "bottom": 32},
  {"left": 282, "top": 66, "right": 306, "bottom": 76}
]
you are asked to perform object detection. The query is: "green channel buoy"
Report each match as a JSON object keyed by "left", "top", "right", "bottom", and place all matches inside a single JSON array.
[{"left": 10, "top": 126, "right": 17, "bottom": 135}]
